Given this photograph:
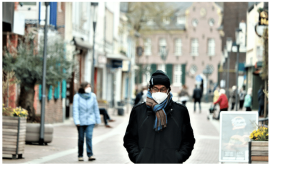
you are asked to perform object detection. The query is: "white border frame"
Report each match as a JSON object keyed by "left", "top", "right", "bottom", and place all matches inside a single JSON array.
[{"left": 219, "top": 111, "right": 258, "bottom": 163}]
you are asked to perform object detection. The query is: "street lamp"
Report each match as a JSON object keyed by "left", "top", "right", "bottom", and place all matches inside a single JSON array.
[
  {"left": 234, "top": 28, "right": 242, "bottom": 111},
  {"left": 226, "top": 37, "right": 232, "bottom": 98},
  {"left": 39, "top": 2, "right": 50, "bottom": 145},
  {"left": 91, "top": 2, "right": 98, "bottom": 92}
]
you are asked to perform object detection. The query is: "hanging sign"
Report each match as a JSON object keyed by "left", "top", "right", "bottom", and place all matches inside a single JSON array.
[{"left": 258, "top": 10, "right": 268, "bottom": 26}]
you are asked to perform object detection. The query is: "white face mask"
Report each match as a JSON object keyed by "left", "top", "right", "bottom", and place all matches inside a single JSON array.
[
  {"left": 152, "top": 92, "right": 168, "bottom": 104},
  {"left": 85, "top": 87, "right": 91, "bottom": 93}
]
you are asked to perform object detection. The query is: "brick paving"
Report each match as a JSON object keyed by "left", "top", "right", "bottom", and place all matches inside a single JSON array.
[{"left": 3, "top": 102, "right": 258, "bottom": 164}]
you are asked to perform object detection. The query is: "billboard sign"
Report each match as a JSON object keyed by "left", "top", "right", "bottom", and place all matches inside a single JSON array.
[{"left": 219, "top": 111, "right": 258, "bottom": 163}]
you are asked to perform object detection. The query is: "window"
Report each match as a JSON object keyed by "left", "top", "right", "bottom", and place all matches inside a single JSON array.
[
  {"left": 159, "top": 64, "right": 166, "bottom": 73},
  {"left": 159, "top": 38, "right": 167, "bottom": 54},
  {"left": 23, "top": 2, "right": 37, "bottom": 5},
  {"left": 190, "top": 65, "right": 198, "bottom": 75},
  {"left": 209, "top": 18, "right": 215, "bottom": 26},
  {"left": 208, "top": 39, "right": 215, "bottom": 56},
  {"left": 144, "top": 38, "right": 151, "bottom": 55},
  {"left": 174, "top": 65, "right": 182, "bottom": 86},
  {"left": 191, "top": 38, "right": 199, "bottom": 56},
  {"left": 177, "top": 16, "right": 185, "bottom": 25},
  {"left": 192, "top": 19, "right": 198, "bottom": 27},
  {"left": 175, "top": 39, "right": 182, "bottom": 56}
]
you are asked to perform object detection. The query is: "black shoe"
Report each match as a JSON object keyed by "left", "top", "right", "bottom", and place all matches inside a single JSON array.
[{"left": 88, "top": 156, "right": 96, "bottom": 161}]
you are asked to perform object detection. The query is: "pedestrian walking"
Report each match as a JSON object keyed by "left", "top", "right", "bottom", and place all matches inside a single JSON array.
[
  {"left": 244, "top": 88, "right": 252, "bottom": 111},
  {"left": 239, "top": 87, "right": 246, "bottom": 109},
  {"left": 230, "top": 85, "right": 237, "bottom": 110},
  {"left": 257, "top": 85, "right": 265, "bottom": 117},
  {"left": 178, "top": 85, "right": 189, "bottom": 106},
  {"left": 213, "top": 89, "right": 229, "bottom": 120},
  {"left": 192, "top": 82, "right": 203, "bottom": 113},
  {"left": 123, "top": 70, "right": 195, "bottom": 163},
  {"left": 73, "top": 82, "right": 100, "bottom": 161},
  {"left": 99, "top": 108, "right": 115, "bottom": 128}
]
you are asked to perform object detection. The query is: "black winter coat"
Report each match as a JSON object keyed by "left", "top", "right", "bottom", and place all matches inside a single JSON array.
[
  {"left": 123, "top": 99, "right": 195, "bottom": 163},
  {"left": 192, "top": 88, "right": 203, "bottom": 99}
]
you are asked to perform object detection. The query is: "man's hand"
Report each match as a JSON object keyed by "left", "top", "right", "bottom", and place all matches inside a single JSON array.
[{"left": 76, "top": 124, "right": 80, "bottom": 127}]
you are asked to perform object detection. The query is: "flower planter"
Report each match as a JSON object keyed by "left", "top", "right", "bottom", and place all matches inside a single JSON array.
[
  {"left": 25, "top": 123, "right": 53, "bottom": 145},
  {"left": 248, "top": 141, "right": 268, "bottom": 164},
  {"left": 2, "top": 116, "right": 27, "bottom": 159}
]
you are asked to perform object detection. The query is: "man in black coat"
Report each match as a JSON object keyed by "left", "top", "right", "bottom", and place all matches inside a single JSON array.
[
  {"left": 123, "top": 70, "right": 195, "bottom": 163},
  {"left": 258, "top": 85, "right": 265, "bottom": 117},
  {"left": 192, "top": 83, "right": 203, "bottom": 113}
]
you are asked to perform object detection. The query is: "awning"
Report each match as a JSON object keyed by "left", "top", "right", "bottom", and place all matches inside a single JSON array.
[
  {"left": 106, "top": 53, "right": 130, "bottom": 61},
  {"left": 73, "top": 37, "right": 92, "bottom": 50}
]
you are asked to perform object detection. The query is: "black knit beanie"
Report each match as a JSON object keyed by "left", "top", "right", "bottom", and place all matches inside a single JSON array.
[{"left": 149, "top": 70, "right": 170, "bottom": 88}]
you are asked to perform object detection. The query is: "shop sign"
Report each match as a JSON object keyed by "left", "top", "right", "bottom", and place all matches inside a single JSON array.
[{"left": 259, "top": 11, "right": 268, "bottom": 26}]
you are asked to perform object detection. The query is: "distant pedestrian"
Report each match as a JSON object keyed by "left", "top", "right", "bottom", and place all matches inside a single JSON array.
[
  {"left": 213, "top": 86, "right": 220, "bottom": 103},
  {"left": 123, "top": 70, "right": 195, "bottom": 163},
  {"left": 192, "top": 82, "right": 203, "bottom": 113},
  {"left": 99, "top": 108, "right": 115, "bottom": 128},
  {"left": 244, "top": 88, "right": 252, "bottom": 111},
  {"left": 134, "top": 86, "right": 147, "bottom": 105},
  {"left": 73, "top": 82, "right": 100, "bottom": 161},
  {"left": 258, "top": 85, "right": 265, "bottom": 117},
  {"left": 230, "top": 85, "right": 237, "bottom": 110},
  {"left": 179, "top": 85, "right": 189, "bottom": 106},
  {"left": 213, "top": 89, "right": 229, "bottom": 120},
  {"left": 239, "top": 87, "right": 246, "bottom": 109}
]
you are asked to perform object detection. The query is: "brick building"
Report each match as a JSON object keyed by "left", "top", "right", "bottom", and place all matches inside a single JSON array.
[{"left": 218, "top": 2, "right": 248, "bottom": 97}]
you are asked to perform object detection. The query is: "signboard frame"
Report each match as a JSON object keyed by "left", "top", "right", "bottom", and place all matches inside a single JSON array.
[{"left": 219, "top": 111, "right": 258, "bottom": 163}]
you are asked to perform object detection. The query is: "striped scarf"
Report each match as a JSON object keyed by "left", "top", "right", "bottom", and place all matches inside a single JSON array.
[{"left": 146, "top": 89, "right": 173, "bottom": 132}]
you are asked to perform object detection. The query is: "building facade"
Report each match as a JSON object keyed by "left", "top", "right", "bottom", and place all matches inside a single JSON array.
[
  {"left": 218, "top": 2, "right": 248, "bottom": 98},
  {"left": 137, "top": 2, "right": 223, "bottom": 96}
]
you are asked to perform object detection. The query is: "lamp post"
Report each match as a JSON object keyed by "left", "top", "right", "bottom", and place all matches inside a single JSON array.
[
  {"left": 226, "top": 37, "right": 232, "bottom": 98},
  {"left": 91, "top": 2, "right": 98, "bottom": 92},
  {"left": 235, "top": 28, "right": 242, "bottom": 111},
  {"left": 39, "top": 2, "right": 50, "bottom": 145}
]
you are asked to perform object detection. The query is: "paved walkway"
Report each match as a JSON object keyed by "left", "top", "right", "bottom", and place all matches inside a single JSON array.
[{"left": 2, "top": 102, "right": 258, "bottom": 164}]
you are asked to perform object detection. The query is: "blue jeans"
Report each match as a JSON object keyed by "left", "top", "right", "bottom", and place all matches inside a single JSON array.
[{"left": 77, "top": 124, "right": 94, "bottom": 157}]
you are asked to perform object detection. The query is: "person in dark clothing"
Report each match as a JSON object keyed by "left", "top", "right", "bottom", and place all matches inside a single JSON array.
[
  {"left": 123, "top": 70, "right": 195, "bottom": 164},
  {"left": 99, "top": 108, "right": 115, "bottom": 128},
  {"left": 134, "top": 86, "right": 147, "bottom": 105},
  {"left": 192, "top": 82, "right": 203, "bottom": 113},
  {"left": 258, "top": 85, "right": 265, "bottom": 117}
]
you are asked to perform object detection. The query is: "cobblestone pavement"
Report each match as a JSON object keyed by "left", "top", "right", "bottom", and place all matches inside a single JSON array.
[{"left": 3, "top": 102, "right": 255, "bottom": 164}]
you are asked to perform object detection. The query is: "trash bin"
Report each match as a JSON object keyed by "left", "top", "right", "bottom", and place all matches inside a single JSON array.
[{"left": 117, "top": 101, "right": 125, "bottom": 116}]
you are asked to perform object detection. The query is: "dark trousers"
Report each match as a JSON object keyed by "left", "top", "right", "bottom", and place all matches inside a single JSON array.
[
  {"left": 239, "top": 100, "right": 244, "bottom": 109},
  {"left": 77, "top": 124, "right": 94, "bottom": 157},
  {"left": 99, "top": 108, "right": 111, "bottom": 125},
  {"left": 194, "top": 99, "right": 201, "bottom": 112},
  {"left": 258, "top": 104, "right": 264, "bottom": 116},
  {"left": 246, "top": 107, "right": 252, "bottom": 111},
  {"left": 231, "top": 102, "right": 235, "bottom": 110},
  {"left": 182, "top": 101, "right": 187, "bottom": 106}
]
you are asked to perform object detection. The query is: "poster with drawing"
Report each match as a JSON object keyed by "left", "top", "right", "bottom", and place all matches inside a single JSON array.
[{"left": 219, "top": 111, "right": 258, "bottom": 162}]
